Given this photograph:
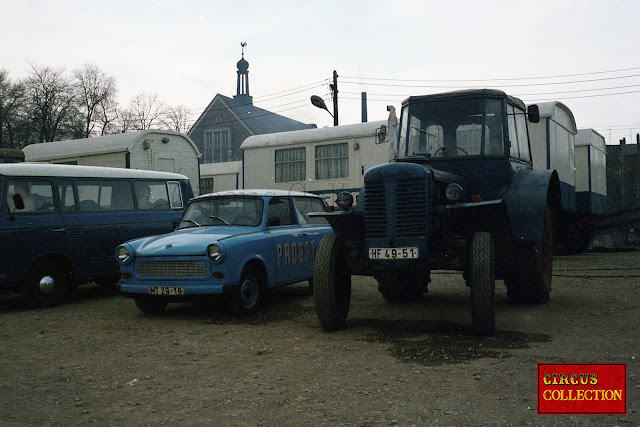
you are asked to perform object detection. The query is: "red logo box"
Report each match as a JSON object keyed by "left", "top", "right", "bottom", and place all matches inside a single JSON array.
[{"left": 537, "top": 363, "right": 627, "bottom": 415}]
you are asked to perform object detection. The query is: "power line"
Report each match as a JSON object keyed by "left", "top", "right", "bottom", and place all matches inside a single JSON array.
[
  {"left": 341, "top": 65, "right": 640, "bottom": 82},
  {"left": 341, "top": 73, "right": 640, "bottom": 89}
]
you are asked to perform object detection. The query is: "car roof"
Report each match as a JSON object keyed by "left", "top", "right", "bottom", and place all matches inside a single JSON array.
[{"left": 193, "top": 189, "right": 323, "bottom": 200}]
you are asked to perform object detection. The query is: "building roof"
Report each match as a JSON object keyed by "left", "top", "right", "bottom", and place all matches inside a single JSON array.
[
  {"left": 23, "top": 130, "right": 200, "bottom": 161},
  {"left": 535, "top": 101, "right": 577, "bottom": 134},
  {"left": 241, "top": 120, "right": 386, "bottom": 149},
  {"left": 189, "top": 94, "right": 316, "bottom": 136},
  {"left": 576, "top": 128, "right": 606, "bottom": 151}
]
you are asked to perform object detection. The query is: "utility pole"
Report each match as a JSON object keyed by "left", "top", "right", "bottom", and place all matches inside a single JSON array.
[{"left": 330, "top": 70, "right": 338, "bottom": 126}]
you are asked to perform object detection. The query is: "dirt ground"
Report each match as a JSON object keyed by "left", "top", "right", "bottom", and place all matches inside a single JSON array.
[{"left": 0, "top": 251, "right": 638, "bottom": 426}]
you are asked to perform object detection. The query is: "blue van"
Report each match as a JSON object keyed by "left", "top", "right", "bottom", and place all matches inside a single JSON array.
[{"left": 0, "top": 163, "right": 193, "bottom": 308}]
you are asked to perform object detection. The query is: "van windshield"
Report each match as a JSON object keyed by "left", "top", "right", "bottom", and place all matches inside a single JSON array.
[
  {"left": 178, "top": 197, "right": 264, "bottom": 228},
  {"left": 399, "top": 98, "right": 506, "bottom": 159}
]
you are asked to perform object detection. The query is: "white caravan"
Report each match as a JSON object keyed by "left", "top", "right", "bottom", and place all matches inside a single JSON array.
[{"left": 240, "top": 121, "right": 388, "bottom": 207}]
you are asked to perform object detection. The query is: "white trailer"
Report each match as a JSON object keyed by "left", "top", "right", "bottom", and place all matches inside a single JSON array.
[
  {"left": 240, "top": 121, "right": 388, "bottom": 207},
  {"left": 22, "top": 130, "right": 201, "bottom": 195},
  {"left": 575, "top": 129, "right": 607, "bottom": 215},
  {"left": 527, "top": 101, "right": 578, "bottom": 213}
]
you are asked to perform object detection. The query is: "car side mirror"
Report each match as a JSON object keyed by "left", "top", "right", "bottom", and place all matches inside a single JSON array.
[
  {"left": 12, "top": 194, "right": 25, "bottom": 211},
  {"left": 527, "top": 105, "right": 540, "bottom": 123}
]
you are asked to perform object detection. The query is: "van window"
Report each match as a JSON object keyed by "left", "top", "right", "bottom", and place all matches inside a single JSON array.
[
  {"left": 135, "top": 181, "right": 171, "bottom": 210},
  {"left": 6, "top": 179, "right": 55, "bottom": 213},
  {"left": 167, "top": 181, "right": 183, "bottom": 209},
  {"left": 57, "top": 180, "right": 77, "bottom": 213},
  {"left": 78, "top": 180, "right": 134, "bottom": 212}
]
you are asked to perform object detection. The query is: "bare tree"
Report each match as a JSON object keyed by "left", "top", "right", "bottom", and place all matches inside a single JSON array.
[
  {"left": 96, "top": 95, "right": 121, "bottom": 135},
  {"left": 23, "top": 64, "right": 81, "bottom": 143},
  {"left": 0, "top": 69, "right": 27, "bottom": 148},
  {"left": 128, "top": 92, "right": 166, "bottom": 130},
  {"left": 161, "top": 104, "right": 193, "bottom": 133},
  {"left": 73, "top": 63, "right": 117, "bottom": 138}
]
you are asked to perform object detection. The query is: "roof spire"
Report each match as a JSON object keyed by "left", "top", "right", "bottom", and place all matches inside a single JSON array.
[{"left": 235, "top": 42, "right": 251, "bottom": 103}]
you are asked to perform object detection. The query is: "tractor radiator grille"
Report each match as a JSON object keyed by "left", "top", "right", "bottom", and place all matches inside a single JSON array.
[
  {"left": 396, "top": 178, "right": 428, "bottom": 238},
  {"left": 364, "top": 181, "right": 387, "bottom": 238},
  {"left": 365, "top": 178, "right": 427, "bottom": 239}
]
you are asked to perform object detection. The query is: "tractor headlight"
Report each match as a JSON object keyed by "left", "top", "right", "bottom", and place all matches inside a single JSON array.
[
  {"left": 207, "top": 244, "right": 224, "bottom": 262},
  {"left": 116, "top": 246, "right": 131, "bottom": 264},
  {"left": 445, "top": 183, "right": 463, "bottom": 203},
  {"left": 336, "top": 192, "right": 354, "bottom": 210}
]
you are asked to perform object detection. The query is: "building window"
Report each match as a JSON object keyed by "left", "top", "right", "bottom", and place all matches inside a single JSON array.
[
  {"left": 204, "top": 129, "right": 231, "bottom": 163},
  {"left": 200, "top": 177, "right": 214, "bottom": 195},
  {"left": 315, "top": 143, "right": 349, "bottom": 180},
  {"left": 204, "top": 132, "right": 213, "bottom": 163},
  {"left": 275, "top": 147, "right": 306, "bottom": 183}
]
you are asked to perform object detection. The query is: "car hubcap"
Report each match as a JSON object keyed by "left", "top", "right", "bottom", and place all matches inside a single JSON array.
[{"left": 240, "top": 278, "right": 258, "bottom": 308}]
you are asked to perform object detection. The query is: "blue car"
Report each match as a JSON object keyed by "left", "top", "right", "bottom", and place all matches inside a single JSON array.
[{"left": 117, "top": 190, "right": 333, "bottom": 315}]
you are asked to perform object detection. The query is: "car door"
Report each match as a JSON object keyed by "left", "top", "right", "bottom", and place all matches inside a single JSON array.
[
  {"left": 293, "top": 196, "right": 333, "bottom": 277},
  {"left": 267, "top": 196, "right": 307, "bottom": 285}
]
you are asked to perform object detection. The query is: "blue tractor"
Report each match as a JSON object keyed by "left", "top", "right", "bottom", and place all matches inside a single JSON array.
[{"left": 312, "top": 89, "right": 560, "bottom": 335}]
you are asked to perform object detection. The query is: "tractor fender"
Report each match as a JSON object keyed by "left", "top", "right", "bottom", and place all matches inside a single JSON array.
[{"left": 502, "top": 169, "right": 560, "bottom": 243}]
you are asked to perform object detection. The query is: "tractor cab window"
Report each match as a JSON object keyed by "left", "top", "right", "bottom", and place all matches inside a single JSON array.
[{"left": 402, "top": 98, "right": 505, "bottom": 158}]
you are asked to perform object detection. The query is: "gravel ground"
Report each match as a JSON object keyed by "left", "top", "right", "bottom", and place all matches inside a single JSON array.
[{"left": 0, "top": 251, "right": 638, "bottom": 426}]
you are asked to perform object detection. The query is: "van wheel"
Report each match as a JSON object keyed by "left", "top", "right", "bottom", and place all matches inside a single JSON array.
[
  {"left": 506, "top": 205, "right": 553, "bottom": 304},
  {"left": 134, "top": 297, "right": 168, "bottom": 314},
  {"left": 468, "top": 232, "right": 496, "bottom": 335},
  {"left": 23, "top": 260, "right": 69, "bottom": 308},
  {"left": 313, "top": 234, "right": 352, "bottom": 331},
  {"left": 226, "top": 267, "right": 262, "bottom": 316}
]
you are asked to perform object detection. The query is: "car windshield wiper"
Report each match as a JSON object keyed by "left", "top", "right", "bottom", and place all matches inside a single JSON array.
[
  {"left": 209, "top": 216, "right": 231, "bottom": 226},
  {"left": 181, "top": 218, "right": 201, "bottom": 227}
]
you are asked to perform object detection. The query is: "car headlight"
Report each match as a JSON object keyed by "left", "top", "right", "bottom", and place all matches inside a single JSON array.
[
  {"left": 445, "top": 183, "right": 463, "bottom": 203},
  {"left": 116, "top": 246, "right": 131, "bottom": 264},
  {"left": 336, "top": 192, "right": 354, "bottom": 210},
  {"left": 207, "top": 244, "right": 224, "bottom": 262}
]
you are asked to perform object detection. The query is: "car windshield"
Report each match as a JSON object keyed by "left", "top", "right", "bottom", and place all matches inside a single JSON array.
[
  {"left": 399, "top": 98, "right": 505, "bottom": 158},
  {"left": 178, "top": 196, "right": 264, "bottom": 229}
]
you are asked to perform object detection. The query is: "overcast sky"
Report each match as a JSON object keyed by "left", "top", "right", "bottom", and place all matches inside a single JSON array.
[{"left": 3, "top": 0, "right": 639, "bottom": 144}]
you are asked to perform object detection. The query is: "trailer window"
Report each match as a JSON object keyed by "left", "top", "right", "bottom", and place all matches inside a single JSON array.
[
  {"left": 315, "top": 143, "right": 349, "bottom": 180},
  {"left": 275, "top": 148, "right": 306, "bottom": 183}
]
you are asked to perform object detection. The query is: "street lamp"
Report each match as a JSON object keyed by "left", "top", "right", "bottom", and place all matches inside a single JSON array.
[{"left": 311, "top": 70, "right": 339, "bottom": 126}]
